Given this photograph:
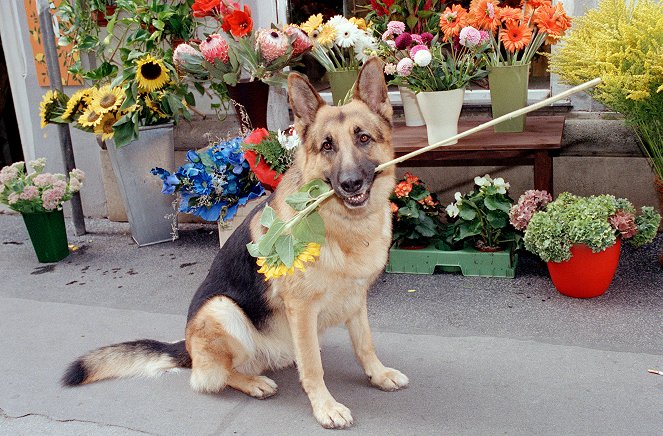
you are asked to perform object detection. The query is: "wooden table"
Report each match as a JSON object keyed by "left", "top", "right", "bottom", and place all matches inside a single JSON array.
[{"left": 392, "top": 116, "right": 565, "bottom": 195}]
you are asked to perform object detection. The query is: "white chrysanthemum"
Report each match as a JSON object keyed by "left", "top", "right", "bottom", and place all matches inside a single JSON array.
[
  {"left": 334, "top": 20, "right": 361, "bottom": 48},
  {"left": 353, "top": 34, "right": 378, "bottom": 63},
  {"left": 413, "top": 49, "right": 432, "bottom": 67}
]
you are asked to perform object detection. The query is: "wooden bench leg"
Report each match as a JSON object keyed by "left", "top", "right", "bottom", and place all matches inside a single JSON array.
[{"left": 534, "top": 152, "right": 553, "bottom": 195}]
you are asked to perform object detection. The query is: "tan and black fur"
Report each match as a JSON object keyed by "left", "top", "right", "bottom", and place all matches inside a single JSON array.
[{"left": 62, "top": 57, "right": 408, "bottom": 429}]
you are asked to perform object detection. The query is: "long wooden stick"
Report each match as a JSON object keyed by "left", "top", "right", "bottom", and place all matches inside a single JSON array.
[{"left": 375, "top": 78, "right": 602, "bottom": 172}]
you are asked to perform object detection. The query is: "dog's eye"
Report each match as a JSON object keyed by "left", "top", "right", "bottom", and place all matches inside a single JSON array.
[
  {"left": 358, "top": 133, "right": 371, "bottom": 144},
  {"left": 321, "top": 140, "right": 333, "bottom": 152}
]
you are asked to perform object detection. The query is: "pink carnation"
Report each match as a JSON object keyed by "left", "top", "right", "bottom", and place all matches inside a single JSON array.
[
  {"left": 409, "top": 44, "right": 428, "bottom": 59},
  {"left": 387, "top": 21, "right": 405, "bottom": 35},
  {"left": 33, "top": 173, "right": 54, "bottom": 187},
  {"left": 609, "top": 210, "right": 638, "bottom": 239},
  {"left": 19, "top": 185, "right": 39, "bottom": 201},
  {"left": 199, "top": 34, "right": 230, "bottom": 63},
  {"left": 396, "top": 57, "right": 414, "bottom": 76},
  {"left": 459, "top": 26, "right": 481, "bottom": 48},
  {"left": 41, "top": 187, "right": 65, "bottom": 210},
  {"left": 256, "top": 29, "right": 289, "bottom": 63},
  {"left": 284, "top": 25, "right": 312, "bottom": 57},
  {"left": 509, "top": 189, "right": 553, "bottom": 231}
]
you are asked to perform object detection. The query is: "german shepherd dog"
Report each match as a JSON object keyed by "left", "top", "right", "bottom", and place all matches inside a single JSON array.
[{"left": 62, "top": 57, "right": 408, "bottom": 429}]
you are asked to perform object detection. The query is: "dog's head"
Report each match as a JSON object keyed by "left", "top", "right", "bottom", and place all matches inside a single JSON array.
[{"left": 287, "top": 57, "right": 394, "bottom": 211}]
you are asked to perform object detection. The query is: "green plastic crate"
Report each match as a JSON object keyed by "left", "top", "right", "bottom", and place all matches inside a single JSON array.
[{"left": 386, "top": 243, "right": 518, "bottom": 278}]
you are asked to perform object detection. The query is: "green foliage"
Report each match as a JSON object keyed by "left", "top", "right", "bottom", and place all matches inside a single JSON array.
[
  {"left": 364, "top": 0, "right": 442, "bottom": 35},
  {"left": 242, "top": 131, "right": 295, "bottom": 176}
]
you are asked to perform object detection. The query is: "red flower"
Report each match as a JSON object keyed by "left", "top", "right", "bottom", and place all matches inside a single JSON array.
[
  {"left": 244, "top": 127, "right": 269, "bottom": 145},
  {"left": 221, "top": 5, "right": 253, "bottom": 38},
  {"left": 394, "top": 181, "right": 413, "bottom": 198},
  {"left": 369, "top": 0, "right": 394, "bottom": 16},
  {"left": 192, "top": 0, "right": 221, "bottom": 18}
]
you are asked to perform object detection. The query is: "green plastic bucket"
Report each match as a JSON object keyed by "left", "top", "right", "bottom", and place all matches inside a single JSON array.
[{"left": 22, "top": 209, "right": 70, "bottom": 263}]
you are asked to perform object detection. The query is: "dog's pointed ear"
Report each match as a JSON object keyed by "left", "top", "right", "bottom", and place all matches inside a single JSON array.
[
  {"left": 353, "top": 57, "right": 392, "bottom": 122},
  {"left": 288, "top": 72, "right": 325, "bottom": 127}
]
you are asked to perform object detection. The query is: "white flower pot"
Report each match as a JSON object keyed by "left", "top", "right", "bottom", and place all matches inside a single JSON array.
[
  {"left": 416, "top": 87, "right": 465, "bottom": 145},
  {"left": 398, "top": 86, "right": 425, "bottom": 127}
]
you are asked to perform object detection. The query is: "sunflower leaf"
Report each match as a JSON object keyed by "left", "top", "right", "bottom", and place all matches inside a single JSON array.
[{"left": 275, "top": 235, "right": 295, "bottom": 268}]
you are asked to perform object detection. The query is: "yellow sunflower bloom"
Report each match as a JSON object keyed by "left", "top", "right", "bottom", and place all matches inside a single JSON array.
[
  {"left": 77, "top": 106, "right": 103, "bottom": 128},
  {"left": 62, "top": 88, "right": 93, "bottom": 121},
  {"left": 301, "top": 14, "right": 324, "bottom": 36},
  {"left": 91, "top": 85, "right": 125, "bottom": 114},
  {"left": 39, "top": 90, "right": 58, "bottom": 128},
  {"left": 135, "top": 55, "right": 170, "bottom": 92},
  {"left": 94, "top": 112, "right": 118, "bottom": 141}
]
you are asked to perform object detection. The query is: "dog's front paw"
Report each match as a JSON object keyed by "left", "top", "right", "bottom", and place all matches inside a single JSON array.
[
  {"left": 313, "top": 400, "right": 353, "bottom": 429},
  {"left": 370, "top": 368, "right": 409, "bottom": 391}
]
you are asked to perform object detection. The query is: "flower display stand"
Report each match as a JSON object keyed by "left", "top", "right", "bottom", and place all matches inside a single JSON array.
[{"left": 386, "top": 243, "right": 518, "bottom": 278}]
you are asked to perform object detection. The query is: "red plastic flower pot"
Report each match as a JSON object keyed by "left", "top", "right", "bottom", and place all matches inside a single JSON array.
[
  {"left": 546, "top": 239, "right": 621, "bottom": 298},
  {"left": 244, "top": 150, "right": 282, "bottom": 191}
]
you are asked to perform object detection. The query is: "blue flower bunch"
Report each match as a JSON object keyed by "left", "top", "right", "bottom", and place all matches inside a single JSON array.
[{"left": 151, "top": 136, "right": 265, "bottom": 222}]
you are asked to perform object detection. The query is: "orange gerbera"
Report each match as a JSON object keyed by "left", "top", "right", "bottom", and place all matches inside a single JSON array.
[
  {"left": 498, "top": 6, "right": 522, "bottom": 24},
  {"left": 439, "top": 5, "right": 469, "bottom": 41},
  {"left": 469, "top": 0, "right": 501, "bottom": 31},
  {"left": 520, "top": 0, "right": 552, "bottom": 8},
  {"left": 394, "top": 181, "right": 413, "bottom": 198},
  {"left": 221, "top": 5, "right": 253, "bottom": 38},
  {"left": 500, "top": 21, "right": 532, "bottom": 53},
  {"left": 533, "top": 2, "right": 571, "bottom": 43}
]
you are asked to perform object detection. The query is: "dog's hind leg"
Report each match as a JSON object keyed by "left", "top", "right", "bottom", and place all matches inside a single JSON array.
[
  {"left": 346, "top": 298, "right": 409, "bottom": 392},
  {"left": 185, "top": 296, "right": 277, "bottom": 399}
]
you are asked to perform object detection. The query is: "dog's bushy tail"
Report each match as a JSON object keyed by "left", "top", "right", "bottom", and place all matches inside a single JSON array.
[{"left": 62, "top": 339, "right": 191, "bottom": 386}]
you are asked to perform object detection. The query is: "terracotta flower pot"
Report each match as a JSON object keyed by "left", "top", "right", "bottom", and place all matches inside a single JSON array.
[
  {"left": 244, "top": 149, "right": 282, "bottom": 191},
  {"left": 546, "top": 239, "right": 621, "bottom": 298}
]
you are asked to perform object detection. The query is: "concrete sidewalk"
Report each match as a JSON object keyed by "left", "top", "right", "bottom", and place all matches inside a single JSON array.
[{"left": 1, "top": 214, "right": 662, "bottom": 435}]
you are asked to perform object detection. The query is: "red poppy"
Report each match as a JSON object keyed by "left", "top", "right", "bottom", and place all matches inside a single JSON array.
[
  {"left": 221, "top": 5, "right": 253, "bottom": 38},
  {"left": 192, "top": 0, "right": 221, "bottom": 18}
]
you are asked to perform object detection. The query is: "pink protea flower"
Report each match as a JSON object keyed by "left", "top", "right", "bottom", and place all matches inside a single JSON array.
[
  {"left": 256, "top": 29, "right": 289, "bottom": 63},
  {"left": 609, "top": 210, "right": 638, "bottom": 239},
  {"left": 33, "top": 173, "right": 55, "bottom": 187},
  {"left": 199, "top": 34, "right": 230, "bottom": 64},
  {"left": 459, "top": 26, "right": 481, "bottom": 47},
  {"left": 41, "top": 187, "right": 65, "bottom": 210},
  {"left": 387, "top": 21, "right": 406, "bottom": 35},
  {"left": 396, "top": 57, "right": 414, "bottom": 76},
  {"left": 19, "top": 185, "right": 39, "bottom": 201},
  {"left": 394, "top": 32, "right": 412, "bottom": 50},
  {"left": 284, "top": 25, "right": 312, "bottom": 57},
  {"left": 173, "top": 43, "right": 202, "bottom": 67},
  {"left": 409, "top": 44, "right": 428, "bottom": 59},
  {"left": 420, "top": 32, "right": 434, "bottom": 45},
  {"left": 509, "top": 189, "right": 553, "bottom": 231}
]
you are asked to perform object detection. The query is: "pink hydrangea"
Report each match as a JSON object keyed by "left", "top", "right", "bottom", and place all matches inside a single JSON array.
[
  {"left": 256, "top": 29, "right": 289, "bottom": 63},
  {"left": 33, "top": 173, "right": 55, "bottom": 187},
  {"left": 199, "top": 34, "right": 230, "bottom": 63},
  {"left": 173, "top": 43, "right": 202, "bottom": 67},
  {"left": 41, "top": 187, "right": 65, "bottom": 210},
  {"left": 19, "top": 185, "right": 39, "bottom": 201},
  {"left": 0, "top": 165, "right": 19, "bottom": 184},
  {"left": 609, "top": 210, "right": 638, "bottom": 239},
  {"left": 509, "top": 189, "right": 553, "bottom": 231},
  {"left": 284, "top": 25, "right": 312, "bottom": 57},
  {"left": 409, "top": 44, "right": 429, "bottom": 59},
  {"left": 396, "top": 57, "right": 414, "bottom": 76},
  {"left": 387, "top": 21, "right": 406, "bottom": 35},
  {"left": 459, "top": 26, "right": 481, "bottom": 48}
]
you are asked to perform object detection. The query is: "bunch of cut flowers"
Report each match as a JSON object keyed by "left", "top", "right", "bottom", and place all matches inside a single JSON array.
[
  {"left": 0, "top": 158, "right": 84, "bottom": 213},
  {"left": 175, "top": 0, "right": 313, "bottom": 87},
  {"left": 380, "top": 19, "right": 490, "bottom": 92},
  {"left": 365, "top": 0, "right": 442, "bottom": 36},
  {"left": 241, "top": 126, "right": 300, "bottom": 191},
  {"left": 298, "top": 14, "right": 378, "bottom": 72},
  {"left": 390, "top": 172, "right": 442, "bottom": 247},
  {"left": 151, "top": 136, "right": 264, "bottom": 222}
]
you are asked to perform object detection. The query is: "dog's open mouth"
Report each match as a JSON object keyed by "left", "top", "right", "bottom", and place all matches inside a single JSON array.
[{"left": 342, "top": 191, "right": 370, "bottom": 208}]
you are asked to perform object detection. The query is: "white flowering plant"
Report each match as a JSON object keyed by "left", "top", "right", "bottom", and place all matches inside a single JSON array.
[
  {"left": 444, "top": 174, "right": 520, "bottom": 250},
  {"left": 0, "top": 159, "right": 84, "bottom": 214},
  {"left": 299, "top": 14, "right": 378, "bottom": 72},
  {"left": 380, "top": 21, "right": 490, "bottom": 92}
]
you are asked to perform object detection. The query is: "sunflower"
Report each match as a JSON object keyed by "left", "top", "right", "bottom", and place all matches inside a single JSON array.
[
  {"left": 94, "top": 112, "right": 118, "bottom": 141},
  {"left": 77, "top": 106, "right": 103, "bottom": 128},
  {"left": 256, "top": 242, "right": 321, "bottom": 280},
  {"left": 39, "top": 90, "right": 66, "bottom": 128},
  {"left": 301, "top": 13, "right": 324, "bottom": 36},
  {"left": 62, "top": 88, "right": 93, "bottom": 121},
  {"left": 91, "top": 85, "right": 124, "bottom": 114},
  {"left": 135, "top": 55, "right": 170, "bottom": 92},
  {"left": 144, "top": 96, "right": 168, "bottom": 118},
  {"left": 500, "top": 21, "right": 532, "bottom": 53}
]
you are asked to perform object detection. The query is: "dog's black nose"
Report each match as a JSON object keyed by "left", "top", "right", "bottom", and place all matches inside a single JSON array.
[{"left": 340, "top": 176, "right": 363, "bottom": 194}]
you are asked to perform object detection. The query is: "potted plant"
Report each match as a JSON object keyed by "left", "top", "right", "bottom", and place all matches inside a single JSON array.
[
  {"left": 151, "top": 135, "right": 265, "bottom": 247},
  {"left": 444, "top": 0, "right": 571, "bottom": 132},
  {"left": 298, "top": 14, "right": 377, "bottom": 105},
  {"left": 0, "top": 159, "right": 84, "bottom": 263},
  {"left": 512, "top": 191, "right": 661, "bottom": 298},
  {"left": 241, "top": 126, "right": 299, "bottom": 191},
  {"left": 175, "top": 1, "right": 313, "bottom": 128},
  {"left": 385, "top": 25, "right": 490, "bottom": 145},
  {"left": 549, "top": 0, "right": 663, "bottom": 265},
  {"left": 390, "top": 172, "right": 442, "bottom": 248}
]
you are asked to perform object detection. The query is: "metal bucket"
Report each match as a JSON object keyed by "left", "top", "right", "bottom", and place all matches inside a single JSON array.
[{"left": 106, "top": 124, "right": 177, "bottom": 246}]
